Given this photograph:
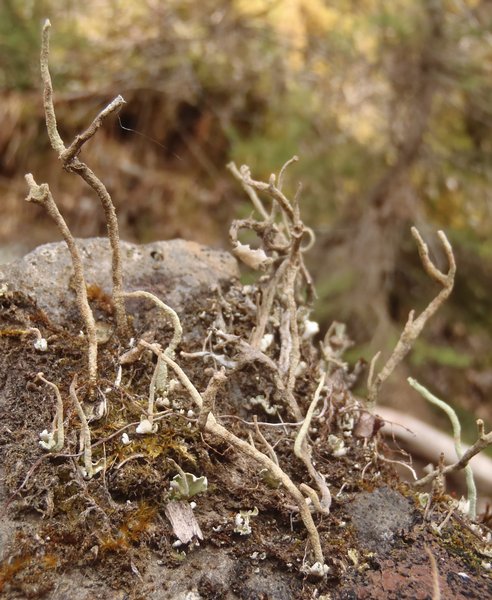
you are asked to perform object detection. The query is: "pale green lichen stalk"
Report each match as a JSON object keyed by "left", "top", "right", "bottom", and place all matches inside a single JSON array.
[{"left": 408, "top": 377, "right": 477, "bottom": 520}]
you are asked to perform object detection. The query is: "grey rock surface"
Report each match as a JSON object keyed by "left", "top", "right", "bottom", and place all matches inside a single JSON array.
[
  {"left": 0, "top": 238, "right": 239, "bottom": 325},
  {"left": 348, "top": 486, "right": 416, "bottom": 552}
]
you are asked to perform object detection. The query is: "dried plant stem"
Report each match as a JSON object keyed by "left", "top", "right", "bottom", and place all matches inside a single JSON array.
[
  {"left": 124, "top": 291, "right": 182, "bottom": 427},
  {"left": 25, "top": 174, "right": 97, "bottom": 384},
  {"left": 250, "top": 261, "right": 288, "bottom": 348},
  {"left": 144, "top": 358, "right": 161, "bottom": 429},
  {"left": 123, "top": 291, "right": 182, "bottom": 352},
  {"left": 367, "top": 351, "right": 381, "bottom": 390},
  {"left": 73, "top": 164, "right": 127, "bottom": 337},
  {"left": 40, "top": 19, "right": 128, "bottom": 338},
  {"left": 198, "top": 368, "right": 228, "bottom": 430},
  {"left": 367, "top": 228, "right": 455, "bottom": 407},
  {"left": 144, "top": 344, "right": 325, "bottom": 567},
  {"left": 60, "top": 95, "right": 126, "bottom": 164},
  {"left": 252, "top": 416, "right": 279, "bottom": 466},
  {"left": 284, "top": 260, "right": 301, "bottom": 394},
  {"left": 240, "top": 166, "right": 295, "bottom": 222},
  {"left": 278, "top": 155, "right": 299, "bottom": 191},
  {"left": 40, "top": 20, "right": 64, "bottom": 155}
]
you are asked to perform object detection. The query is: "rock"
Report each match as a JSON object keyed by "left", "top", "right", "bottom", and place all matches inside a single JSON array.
[
  {"left": 0, "top": 238, "right": 239, "bottom": 326},
  {"left": 348, "top": 486, "right": 416, "bottom": 553}
]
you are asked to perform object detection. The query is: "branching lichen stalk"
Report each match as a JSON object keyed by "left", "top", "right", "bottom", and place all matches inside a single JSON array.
[
  {"left": 70, "top": 375, "right": 98, "bottom": 478},
  {"left": 25, "top": 174, "right": 98, "bottom": 384},
  {"left": 367, "top": 228, "right": 455, "bottom": 407},
  {"left": 143, "top": 343, "right": 325, "bottom": 567},
  {"left": 124, "top": 290, "right": 182, "bottom": 393},
  {"left": 408, "top": 377, "right": 477, "bottom": 519},
  {"left": 36, "top": 372, "right": 65, "bottom": 452},
  {"left": 294, "top": 373, "right": 332, "bottom": 513},
  {"left": 40, "top": 20, "right": 64, "bottom": 156},
  {"left": 40, "top": 19, "right": 129, "bottom": 338}
]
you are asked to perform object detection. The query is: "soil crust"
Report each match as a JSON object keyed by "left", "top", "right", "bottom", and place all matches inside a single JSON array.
[{"left": 0, "top": 240, "right": 490, "bottom": 599}]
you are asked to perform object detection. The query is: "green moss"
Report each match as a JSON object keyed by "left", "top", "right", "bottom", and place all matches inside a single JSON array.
[{"left": 438, "top": 523, "right": 486, "bottom": 572}]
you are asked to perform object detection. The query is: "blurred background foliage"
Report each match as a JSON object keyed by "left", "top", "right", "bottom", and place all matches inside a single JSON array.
[{"left": 1, "top": 0, "right": 491, "bottom": 434}]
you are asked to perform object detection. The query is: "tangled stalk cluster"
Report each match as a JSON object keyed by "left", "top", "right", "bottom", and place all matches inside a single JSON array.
[
  {"left": 18, "top": 19, "right": 492, "bottom": 580},
  {"left": 25, "top": 19, "right": 331, "bottom": 571}
]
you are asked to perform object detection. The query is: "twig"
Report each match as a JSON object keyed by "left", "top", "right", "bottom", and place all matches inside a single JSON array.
[
  {"left": 61, "top": 95, "right": 126, "bottom": 164},
  {"left": 376, "top": 455, "right": 418, "bottom": 481},
  {"left": 241, "top": 166, "right": 295, "bottom": 222},
  {"left": 250, "top": 260, "right": 288, "bottom": 348},
  {"left": 198, "top": 368, "right": 228, "bottom": 431},
  {"left": 124, "top": 291, "right": 181, "bottom": 353},
  {"left": 115, "top": 453, "right": 147, "bottom": 471},
  {"left": 124, "top": 290, "right": 182, "bottom": 424},
  {"left": 252, "top": 416, "right": 279, "bottom": 466},
  {"left": 180, "top": 350, "right": 237, "bottom": 369},
  {"left": 40, "top": 20, "right": 64, "bottom": 156},
  {"left": 227, "top": 162, "right": 269, "bottom": 220},
  {"left": 278, "top": 155, "right": 299, "bottom": 191},
  {"left": 367, "top": 351, "right": 380, "bottom": 390}
]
